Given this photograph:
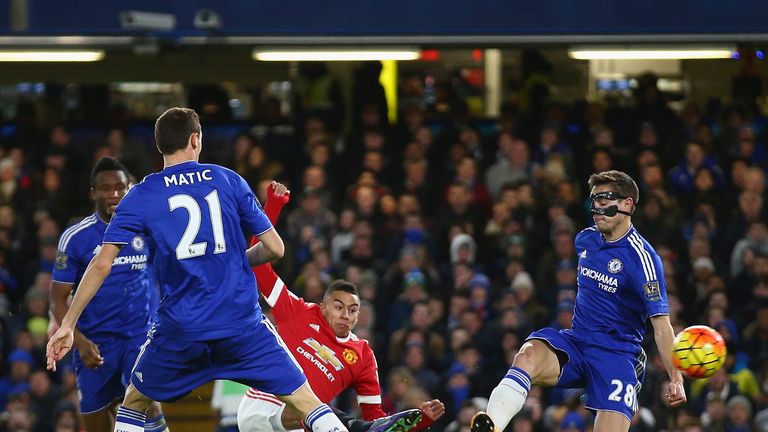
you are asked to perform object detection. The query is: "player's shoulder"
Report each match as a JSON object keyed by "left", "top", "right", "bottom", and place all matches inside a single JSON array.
[
  {"left": 625, "top": 228, "right": 659, "bottom": 258},
  {"left": 347, "top": 332, "right": 374, "bottom": 350},
  {"left": 200, "top": 163, "right": 238, "bottom": 180},
  {"left": 58, "top": 214, "right": 100, "bottom": 251},
  {"left": 575, "top": 226, "right": 599, "bottom": 245}
]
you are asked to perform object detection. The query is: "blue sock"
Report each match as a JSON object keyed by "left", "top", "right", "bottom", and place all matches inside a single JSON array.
[
  {"left": 115, "top": 406, "right": 146, "bottom": 432},
  {"left": 486, "top": 366, "right": 532, "bottom": 430},
  {"left": 145, "top": 414, "right": 168, "bottom": 432},
  {"left": 305, "top": 404, "right": 347, "bottom": 432},
  {"left": 503, "top": 366, "right": 532, "bottom": 393}
]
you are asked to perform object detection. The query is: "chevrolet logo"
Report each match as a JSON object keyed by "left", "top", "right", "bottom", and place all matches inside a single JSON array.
[{"left": 303, "top": 338, "right": 343, "bottom": 371}]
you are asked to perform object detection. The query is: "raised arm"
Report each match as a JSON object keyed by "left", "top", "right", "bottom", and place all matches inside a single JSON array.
[
  {"left": 46, "top": 243, "right": 121, "bottom": 371},
  {"left": 245, "top": 181, "right": 290, "bottom": 265}
]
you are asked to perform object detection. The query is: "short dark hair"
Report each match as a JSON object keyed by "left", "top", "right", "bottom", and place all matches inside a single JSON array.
[
  {"left": 324, "top": 279, "right": 359, "bottom": 298},
  {"left": 588, "top": 170, "right": 640, "bottom": 204},
  {"left": 154, "top": 107, "right": 201, "bottom": 154},
  {"left": 90, "top": 157, "right": 130, "bottom": 187}
]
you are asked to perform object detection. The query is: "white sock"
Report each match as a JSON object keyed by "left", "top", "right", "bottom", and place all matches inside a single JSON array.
[
  {"left": 115, "top": 406, "right": 146, "bottom": 432},
  {"left": 305, "top": 404, "right": 348, "bottom": 432},
  {"left": 487, "top": 367, "right": 531, "bottom": 431}
]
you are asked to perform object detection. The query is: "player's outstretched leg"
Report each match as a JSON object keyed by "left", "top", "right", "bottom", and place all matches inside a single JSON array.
[
  {"left": 470, "top": 411, "right": 497, "bottom": 432},
  {"left": 477, "top": 340, "right": 561, "bottom": 432},
  {"left": 114, "top": 384, "right": 153, "bottom": 432},
  {"left": 367, "top": 409, "right": 422, "bottom": 432},
  {"left": 280, "top": 382, "right": 348, "bottom": 432}
]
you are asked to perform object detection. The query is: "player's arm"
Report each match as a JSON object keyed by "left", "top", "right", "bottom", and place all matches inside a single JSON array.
[
  {"left": 255, "top": 261, "right": 307, "bottom": 320},
  {"left": 651, "top": 314, "right": 686, "bottom": 407},
  {"left": 49, "top": 282, "right": 103, "bottom": 369},
  {"left": 354, "top": 344, "right": 387, "bottom": 421},
  {"left": 249, "top": 181, "right": 291, "bottom": 247},
  {"left": 246, "top": 229, "right": 284, "bottom": 266},
  {"left": 46, "top": 244, "right": 121, "bottom": 371}
]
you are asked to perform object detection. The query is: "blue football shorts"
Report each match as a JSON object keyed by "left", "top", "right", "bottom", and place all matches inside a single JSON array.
[
  {"left": 527, "top": 327, "right": 647, "bottom": 421},
  {"left": 130, "top": 317, "right": 307, "bottom": 403},
  {"left": 74, "top": 333, "right": 148, "bottom": 413}
]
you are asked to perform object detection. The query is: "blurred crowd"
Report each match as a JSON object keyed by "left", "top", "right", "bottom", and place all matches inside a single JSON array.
[{"left": 1, "top": 67, "right": 768, "bottom": 432}]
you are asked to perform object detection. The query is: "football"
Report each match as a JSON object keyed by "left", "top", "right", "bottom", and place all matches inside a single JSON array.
[{"left": 672, "top": 325, "right": 727, "bottom": 379}]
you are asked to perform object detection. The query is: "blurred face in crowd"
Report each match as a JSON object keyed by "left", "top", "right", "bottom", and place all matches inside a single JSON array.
[
  {"left": 739, "top": 191, "right": 763, "bottom": 220},
  {"left": 745, "top": 167, "right": 766, "bottom": 194},
  {"left": 731, "top": 159, "right": 749, "bottom": 189},
  {"left": 355, "top": 186, "right": 377, "bottom": 214},
  {"left": 404, "top": 158, "right": 427, "bottom": 186},
  {"left": 591, "top": 150, "right": 613, "bottom": 174},
  {"left": 636, "top": 149, "right": 659, "bottom": 169},
  {"left": 398, "top": 194, "right": 421, "bottom": 216},
  {"left": 509, "top": 139, "right": 530, "bottom": 167},
  {"left": 363, "top": 151, "right": 384, "bottom": 173},
  {"left": 414, "top": 126, "right": 433, "bottom": 148},
  {"left": 594, "top": 128, "right": 614, "bottom": 148},
  {"left": 641, "top": 164, "right": 663, "bottom": 189},
  {"left": 685, "top": 142, "right": 705, "bottom": 168},
  {"left": 303, "top": 166, "right": 326, "bottom": 190},
  {"left": 321, "top": 289, "right": 360, "bottom": 338},
  {"left": 694, "top": 168, "right": 715, "bottom": 192},
  {"left": 91, "top": 170, "right": 129, "bottom": 220},
  {"left": 309, "top": 143, "right": 330, "bottom": 167},
  {"left": 447, "top": 184, "right": 471, "bottom": 211},
  {"left": 404, "top": 345, "right": 426, "bottom": 370},
  {"left": 456, "top": 157, "right": 477, "bottom": 182}
]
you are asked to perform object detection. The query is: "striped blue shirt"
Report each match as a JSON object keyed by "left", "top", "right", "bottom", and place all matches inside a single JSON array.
[
  {"left": 572, "top": 225, "right": 668, "bottom": 347},
  {"left": 52, "top": 213, "right": 153, "bottom": 338}
]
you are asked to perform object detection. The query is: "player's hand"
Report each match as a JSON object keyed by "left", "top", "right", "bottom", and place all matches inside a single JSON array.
[
  {"left": 268, "top": 181, "right": 291, "bottom": 204},
  {"left": 75, "top": 336, "right": 104, "bottom": 369},
  {"left": 665, "top": 380, "right": 686, "bottom": 407},
  {"left": 420, "top": 399, "right": 445, "bottom": 421},
  {"left": 46, "top": 326, "right": 75, "bottom": 372}
]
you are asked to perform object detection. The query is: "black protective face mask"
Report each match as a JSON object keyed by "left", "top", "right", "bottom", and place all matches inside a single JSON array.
[{"left": 589, "top": 191, "right": 634, "bottom": 217}]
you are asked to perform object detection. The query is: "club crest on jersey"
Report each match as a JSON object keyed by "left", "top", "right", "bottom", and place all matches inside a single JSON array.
[
  {"left": 643, "top": 281, "right": 661, "bottom": 301},
  {"left": 131, "top": 236, "right": 145, "bottom": 251},
  {"left": 607, "top": 258, "right": 623, "bottom": 274},
  {"left": 55, "top": 251, "right": 68, "bottom": 270},
  {"left": 343, "top": 348, "right": 358, "bottom": 365}
]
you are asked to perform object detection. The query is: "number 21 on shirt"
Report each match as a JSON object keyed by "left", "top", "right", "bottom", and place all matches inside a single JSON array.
[{"left": 169, "top": 190, "right": 227, "bottom": 260}]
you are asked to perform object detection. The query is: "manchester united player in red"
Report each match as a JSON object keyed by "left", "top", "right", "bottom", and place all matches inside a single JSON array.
[{"left": 237, "top": 182, "right": 444, "bottom": 432}]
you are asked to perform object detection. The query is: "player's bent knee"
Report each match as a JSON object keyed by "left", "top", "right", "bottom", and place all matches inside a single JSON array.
[
  {"left": 145, "top": 401, "right": 163, "bottom": 418},
  {"left": 278, "top": 382, "right": 321, "bottom": 417},
  {"left": 513, "top": 340, "right": 560, "bottom": 384},
  {"left": 122, "top": 383, "right": 153, "bottom": 413},
  {"left": 238, "top": 396, "right": 284, "bottom": 432}
]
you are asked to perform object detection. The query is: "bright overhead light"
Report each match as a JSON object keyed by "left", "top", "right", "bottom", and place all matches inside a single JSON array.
[
  {"left": 253, "top": 49, "right": 420, "bottom": 61},
  {"left": 569, "top": 46, "right": 734, "bottom": 60},
  {"left": 0, "top": 50, "right": 105, "bottom": 62}
]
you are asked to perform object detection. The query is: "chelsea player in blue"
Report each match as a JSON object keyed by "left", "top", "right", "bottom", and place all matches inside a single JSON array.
[
  {"left": 47, "top": 108, "right": 349, "bottom": 432},
  {"left": 471, "top": 170, "right": 686, "bottom": 432},
  {"left": 50, "top": 157, "right": 167, "bottom": 432}
]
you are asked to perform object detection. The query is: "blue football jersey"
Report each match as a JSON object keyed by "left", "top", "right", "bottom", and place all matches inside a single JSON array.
[
  {"left": 572, "top": 225, "right": 669, "bottom": 347},
  {"left": 103, "top": 161, "right": 273, "bottom": 341},
  {"left": 52, "top": 214, "right": 153, "bottom": 338}
]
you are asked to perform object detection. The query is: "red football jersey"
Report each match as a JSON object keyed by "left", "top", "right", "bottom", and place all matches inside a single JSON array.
[{"left": 251, "top": 263, "right": 386, "bottom": 420}]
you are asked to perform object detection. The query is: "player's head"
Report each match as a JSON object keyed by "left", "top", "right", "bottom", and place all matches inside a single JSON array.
[
  {"left": 154, "top": 107, "right": 202, "bottom": 157},
  {"left": 588, "top": 170, "right": 638, "bottom": 233},
  {"left": 90, "top": 157, "right": 130, "bottom": 219},
  {"left": 321, "top": 280, "right": 360, "bottom": 337}
]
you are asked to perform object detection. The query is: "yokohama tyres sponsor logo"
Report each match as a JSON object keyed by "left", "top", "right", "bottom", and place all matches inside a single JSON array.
[{"left": 580, "top": 266, "right": 618, "bottom": 293}]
